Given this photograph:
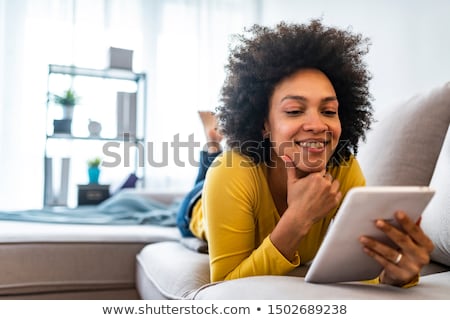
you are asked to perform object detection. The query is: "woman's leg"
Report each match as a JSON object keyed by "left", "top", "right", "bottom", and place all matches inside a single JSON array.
[
  {"left": 176, "top": 150, "right": 221, "bottom": 237},
  {"left": 176, "top": 111, "right": 223, "bottom": 237}
]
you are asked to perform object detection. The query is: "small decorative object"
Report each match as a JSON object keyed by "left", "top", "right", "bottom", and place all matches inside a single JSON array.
[
  {"left": 77, "top": 184, "right": 110, "bottom": 205},
  {"left": 88, "top": 119, "right": 102, "bottom": 137},
  {"left": 87, "top": 157, "right": 102, "bottom": 184},
  {"left": 51, "top": 88, "right": 80, "bottom": 134},
  {"left": 108, "top": 47, "right": 133, "bottom": 70}
]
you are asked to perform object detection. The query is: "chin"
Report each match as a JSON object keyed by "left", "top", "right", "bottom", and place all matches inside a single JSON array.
[
  {"left": 297, "top": 165, "right": 326, "bottom": 174},
  {"left": 294, "top": 156, "right": 328, "bottom": 172}
]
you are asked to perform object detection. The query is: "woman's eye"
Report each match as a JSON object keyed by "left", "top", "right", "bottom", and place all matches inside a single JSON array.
[
  {"left": 285, "top": 110, "right": 302, "bottom": 115},
  {"left": 323, "top": 110, "right": 337, "bottom": 116}
]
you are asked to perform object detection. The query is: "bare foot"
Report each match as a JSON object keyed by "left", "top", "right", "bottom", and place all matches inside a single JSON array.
[{"left": 198, "top": 111, "right": 223, "bottom": 153}]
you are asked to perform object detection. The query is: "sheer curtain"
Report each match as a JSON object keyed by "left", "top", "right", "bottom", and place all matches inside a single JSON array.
[
  {"left": 0, "top": 0, "right": 260, "bottom": 209},
  {"left": 140, "top": 0, "right": 261, "bottom": 191}
]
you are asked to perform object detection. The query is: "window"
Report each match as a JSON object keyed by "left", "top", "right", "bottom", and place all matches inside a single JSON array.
[{"left": 0, "top": 0, "right": 260, "bottom": 209}]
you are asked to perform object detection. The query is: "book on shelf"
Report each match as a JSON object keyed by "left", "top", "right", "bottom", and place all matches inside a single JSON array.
[{"left": 117, "top": 91, "right": 137, "bottom": 139}]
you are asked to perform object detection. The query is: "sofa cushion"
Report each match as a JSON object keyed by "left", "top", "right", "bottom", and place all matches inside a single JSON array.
[
  {"left": 192, "top": 272, "right": 450, "bottom": 299},
  {"left": 357, "top": 82, "right": 450, "bottom": 186},
  {"left": 0, "top": 221, "right": 181, "bottom": 297},
  {"left": 136, "top": 241, "right": 210, "bottom": 299},
  {"left": 421, "top": 125, "right": 450, "bottom": 266},
  {"left": 0, "top": 242, "right": 143, "bottom": 296}
]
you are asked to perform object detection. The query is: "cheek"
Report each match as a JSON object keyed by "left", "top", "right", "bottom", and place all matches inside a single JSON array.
[
  {"left": 270, "top": 126, "right": 295, "bottom": 149},
  {"left": 271, "top": 122, "right": 296, "bottom": 139},
  {"left": 268, "top": 128, "right": 293, "bottom": 156},
  {"left": 330, "top": 123, "right": 342, "bottom": 144}
]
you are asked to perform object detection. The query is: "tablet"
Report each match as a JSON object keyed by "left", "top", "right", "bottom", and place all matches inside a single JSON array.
[{"left": 304, "top": 186, "right": 435, "bottom": 284}]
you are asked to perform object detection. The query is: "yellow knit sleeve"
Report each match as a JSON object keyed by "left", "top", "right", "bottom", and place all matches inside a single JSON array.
[
  {"left": 202, "top": 151, "right": 299, "bottom": 282},
  {"left": 364, "top": 274, "right": 420, "bottom": 288},
  {"left": 222, "top": 236, "right": 300, "bottom": 281}
]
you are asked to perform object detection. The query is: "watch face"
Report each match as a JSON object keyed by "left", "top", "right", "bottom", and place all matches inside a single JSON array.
[{"left": 88, "top": 120, "right": 102, "bottom": 136}]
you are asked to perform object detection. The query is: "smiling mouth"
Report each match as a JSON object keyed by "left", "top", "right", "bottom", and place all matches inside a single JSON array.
[{"left": 296, "top": 141, "right": 328, "bottom": 149}]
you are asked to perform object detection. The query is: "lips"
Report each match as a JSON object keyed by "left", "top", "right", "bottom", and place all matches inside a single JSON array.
[{"left": 295, "top": 140, "right": 328, "bottom": 149}]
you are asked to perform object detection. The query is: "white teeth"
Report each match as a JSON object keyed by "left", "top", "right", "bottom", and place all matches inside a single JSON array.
[{"left": 298, "top": 141, "right": 325, "bottom": 148}]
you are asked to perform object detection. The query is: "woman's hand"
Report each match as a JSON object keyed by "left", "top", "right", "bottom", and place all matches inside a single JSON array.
[
  {"left": 270, "top": 155, "right": 342, "bottom": 261},
  {"left": 282, "top": 155, "right": 342, "bottom": 224},
  {"left": 359, "top": 211, "right": 434, "bottom": 287}
]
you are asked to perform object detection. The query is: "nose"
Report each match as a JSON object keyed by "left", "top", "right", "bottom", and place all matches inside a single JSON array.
[{"left": 302, "top": 110, "right": 328, "bottom": 133}]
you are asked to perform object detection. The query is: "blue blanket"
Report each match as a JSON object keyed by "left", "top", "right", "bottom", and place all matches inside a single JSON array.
[{"left": 0, "top": 192, "right": 180, "bottom": 226}]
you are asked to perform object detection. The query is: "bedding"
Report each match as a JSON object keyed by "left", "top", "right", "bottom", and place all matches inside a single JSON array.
[{"left": 0, "top": 191, "right": 179, "bottom": 226}]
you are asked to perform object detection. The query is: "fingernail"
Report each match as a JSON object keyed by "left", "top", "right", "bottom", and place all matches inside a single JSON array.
[
  {"left": 281, "top": 155, "right": 294, "bottom": 167},
  {"left": 416, "top": 216, "right": 422, "bottom": 226},
  {"left": 376, "top": 219, "right": 384, "bottom": 227},
  {"left": 396, "top": 211, "right": 406, "bottom": 219}
]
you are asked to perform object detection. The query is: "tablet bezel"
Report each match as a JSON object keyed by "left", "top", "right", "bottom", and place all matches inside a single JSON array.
[{"left": 304, "top": 186, "right": 435, "bottom": 284}]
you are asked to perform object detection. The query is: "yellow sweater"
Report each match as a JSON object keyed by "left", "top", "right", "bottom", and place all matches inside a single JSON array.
[{"left": 190, "top": 150, "right": 366, "bottom": 282}]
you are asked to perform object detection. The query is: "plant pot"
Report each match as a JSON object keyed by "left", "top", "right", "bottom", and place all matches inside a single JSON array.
[
  {"left": 53, "top": 119, "right": 72, "bottom": 134},
  {"left": 88, "top": 167, "right": 100, "bottom": 184},
  {"left": 62, "top": 105, "right": 75, "bottom": 119}
]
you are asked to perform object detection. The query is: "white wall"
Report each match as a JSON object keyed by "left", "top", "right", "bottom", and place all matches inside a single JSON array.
[{"left": 260, "top": 0, "right": 450, "bottom": 115}]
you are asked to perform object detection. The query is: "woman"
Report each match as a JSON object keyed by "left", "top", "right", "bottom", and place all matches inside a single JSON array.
[{"left": 178, "top": 20, "right": 434, "bottom": 287}]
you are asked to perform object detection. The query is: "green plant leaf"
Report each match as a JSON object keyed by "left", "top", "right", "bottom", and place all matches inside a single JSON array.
[
  {"left": 87, "top": 157, "right": 102, "bottom": 167},
  {"left": 52, "top": 89, "right": 80, "bottom": 106}
]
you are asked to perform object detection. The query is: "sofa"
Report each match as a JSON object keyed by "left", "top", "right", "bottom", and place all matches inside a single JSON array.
[
  {"left": 0, "top": 82, "right": 448, "bottom": 300},
  {"left": 135, "top": 82, "right": 450, "bottom": 300},
  {"left": 0, "top": 193, "right": 183, "bottom": 299}
]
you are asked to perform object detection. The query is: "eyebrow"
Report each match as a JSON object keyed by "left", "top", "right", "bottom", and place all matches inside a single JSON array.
[{"left": 280, "top": 95, "right": 338, "bottom": 103}]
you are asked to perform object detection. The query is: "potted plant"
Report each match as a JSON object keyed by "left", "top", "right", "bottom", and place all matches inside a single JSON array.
[
  {"left": 87, "top": 157, "right": 102, "bottom": 184},
  {"left": 52, "top": 88, "right": 80, "bottom": 119},
  {"left": 51, "top": 88, "right": 80, "bottom": 134}
]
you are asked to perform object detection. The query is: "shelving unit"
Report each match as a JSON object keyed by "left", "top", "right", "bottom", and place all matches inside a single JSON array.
[{"left": 44, "top": 64, "right": 147, "bottom": 207}]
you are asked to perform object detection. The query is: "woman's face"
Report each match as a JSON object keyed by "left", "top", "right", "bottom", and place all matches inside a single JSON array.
[{"left": 265, "top": 68, "right": 341, "bottom": 176}]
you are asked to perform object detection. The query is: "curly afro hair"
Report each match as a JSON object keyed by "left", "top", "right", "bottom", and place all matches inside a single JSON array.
[{"left": 217, "top": 19, "right": 374, "bottom": 166}]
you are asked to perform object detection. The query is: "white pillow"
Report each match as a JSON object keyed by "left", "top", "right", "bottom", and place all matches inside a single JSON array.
[{"left": 421, "top": 125, "right": 450, "bottom": 266}]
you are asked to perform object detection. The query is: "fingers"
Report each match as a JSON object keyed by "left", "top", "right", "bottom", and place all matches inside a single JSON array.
[
  {"left": 280, "top": 155, "right": 301, "bottom": 184},
  {"left": 329, "top": 176, "right": 342, "bottom": 201},
  {"left": 281, "top": 155, "right": 327, "bottom": 182},
  {"left": 375, "top": 212, "right": 433, "bottom": 261},
  {"left": 323, "top": 172, "right": 332, "bottom": 179},
  {"left": 360, "top": 236, "right": 412, "bottom": 270},
  {"left": 393, "top": 211, "right": 434, "bottom": 253},
  {"left": 359, "top": 210, "right": 434, "bottom": 286},
  {"left": 360, "top": 241, "right": 415, "bottom": 285},
  {"left": 281, "top": 154, "right": 341, "bottom": 203},
  {"left": 361, "top": 242, "right": 404, "bottom": 269},
  {"left": 321, "top": 171, "right": 342, "bottom": 205}
]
